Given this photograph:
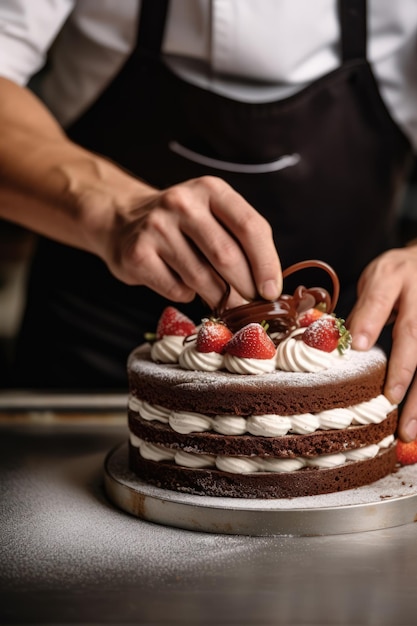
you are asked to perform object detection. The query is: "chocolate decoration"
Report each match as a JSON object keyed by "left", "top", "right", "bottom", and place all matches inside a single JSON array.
[{"left": 216, "top": 259, "right": 340, "bottom": 336}]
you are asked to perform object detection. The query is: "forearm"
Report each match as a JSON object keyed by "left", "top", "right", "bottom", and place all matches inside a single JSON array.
[
  {"left": 0, "top": 79, "right": 281, "bottom": 308},
  {"left": 0, "top": 77, "right": 152, "bottom": 257}
]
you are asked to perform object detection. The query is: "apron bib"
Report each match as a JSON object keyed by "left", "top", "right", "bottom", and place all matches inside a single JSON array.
[{"left": 13, "top": 0, "right": 413, "bottom": 388}]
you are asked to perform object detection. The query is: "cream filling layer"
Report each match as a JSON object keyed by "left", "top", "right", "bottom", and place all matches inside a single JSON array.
[
  {"left": 130, "top": 433, "right": 395, "bottom": 474},
  {"left": 128, "top": 395, "right": 396, "bottom": 436}
]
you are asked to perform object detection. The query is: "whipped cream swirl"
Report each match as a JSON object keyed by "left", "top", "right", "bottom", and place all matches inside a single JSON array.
[
  {"left": 178, "top": 343, "right": 225, "bottom": 371},
  {"left": 149, "top": 324, "right": 350, "bottom": 374},
  {"left": 150, "top": 336, "right": 185, "bottom": 363},
  {"left": 224, "top": 353, "right": 276, "bottom": 374},
  {"left": 275, "top": 328, "right": 349, "bottom": 372}
]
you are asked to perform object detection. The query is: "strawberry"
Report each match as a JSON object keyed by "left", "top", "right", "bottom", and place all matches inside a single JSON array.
[
  {"left": 196, "top": 318, "right": 233, "bottom": 354},
  {"left": 396, "top": 439, "right": 417, "bottom": 466},
  {"left": 155, "top": 306, "right": 197, "bottom": 339},
  {"left": 224, "top": 323, "right": 276, "bottom": 359},
  {"left": 298, "top": 306, "right": 326, "bottom": 328},
  {"left": 302, "top": 316, "right": 351, "bottom": 354}
]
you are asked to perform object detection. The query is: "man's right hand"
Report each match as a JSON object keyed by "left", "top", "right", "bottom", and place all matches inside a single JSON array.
[
  {"left": 0, "top": 78, "right": 281, "bottom": 311},
  {"left": 101, "top": 176, "right": 282, "bottom": 310}
]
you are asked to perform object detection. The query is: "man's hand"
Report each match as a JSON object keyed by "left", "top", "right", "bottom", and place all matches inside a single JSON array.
[
  {"left": 0, "top": 78, "right": 281, "bottom": 311},
  {"left": 100, "top": 176, "right": 282, "bottom": 310},
  {"left": 347, "top": 246, "right": 417, "bottom": 442}
]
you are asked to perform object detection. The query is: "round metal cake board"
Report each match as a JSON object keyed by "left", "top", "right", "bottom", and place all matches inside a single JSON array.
[{"left": 104, "top": 443, "right": 417, "bottom": 536}]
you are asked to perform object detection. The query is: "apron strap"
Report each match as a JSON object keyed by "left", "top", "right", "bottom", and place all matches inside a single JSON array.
[
  {"left": 339, "top": 0, "right": 367, "bottom": 61},
  {"left": 136, "top": 0, "right": 170, "bottom": 54}
]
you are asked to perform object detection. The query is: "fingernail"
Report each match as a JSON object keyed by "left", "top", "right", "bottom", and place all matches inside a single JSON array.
[
  {"left": 261, "top": 279, "right": 279, "bottom": 301},
  {"left": 404, "top": 419, "right": 417, "bottom": 442},
  {"left": 353, "top": 333, "right": 369, "bottom": 350}
]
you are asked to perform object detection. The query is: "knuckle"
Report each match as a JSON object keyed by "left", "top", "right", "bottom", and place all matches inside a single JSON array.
[
  {"left": 369, "top": 291, "right": 392, "bottom": 309},
  {"left": 195, "top": 175, "right": 228, "bottom": 193},
  {"left": 164, "top": 282, "right": 195, "bottom": 303},
  {"left": 236, "top": 208, "right": 271, "bottom": 239},
  {"left": 176, "top": 253, "right": 210, "bottom": 286},
  {"left": 160, "top": 186, "right": 193, "bottom": 217},
  {"left": 210, "top": 238, "right": 240, "bottom": 270},
  {"left": 372, "top": 248, "right": 412, "bottom": 277},
  {"left": 116, "top": 247, "right": 148, "bottom": 285},
  {"left": 125, "top": 243, "right": 148, "bottom": 268},
  {"left": 145, "top": 208, "right": 169, "bottom": 234},
  {"left": 395, "top": 361, "right": 416, "bottom": 383},
  {"left": 405, "top": 318, "right": 417, "bottom": 341},
  {"left": 394, "top": 316, "right": 417, "bottom": 342}
]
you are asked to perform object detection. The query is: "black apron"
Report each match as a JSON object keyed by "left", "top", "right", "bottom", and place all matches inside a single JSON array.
[{"left": 11, "top": 0, "right": 413, "bottom": 389}]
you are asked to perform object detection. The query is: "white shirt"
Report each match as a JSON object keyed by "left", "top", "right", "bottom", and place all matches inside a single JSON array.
[{"left": 1, "top": 0, "right": 417, "bottom": 147}]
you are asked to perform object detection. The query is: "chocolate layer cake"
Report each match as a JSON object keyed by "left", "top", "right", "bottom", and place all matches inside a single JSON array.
[
  {"left": 127, "top": 344, "right": 398, "bottom": 498},
  {"left": 126, "top": 261, "right": 398, "bottom": 499}
]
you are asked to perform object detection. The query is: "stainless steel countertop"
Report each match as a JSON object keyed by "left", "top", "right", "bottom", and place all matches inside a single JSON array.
[{"left": 1, "top": 396, "right": 416, "bottom": 626}]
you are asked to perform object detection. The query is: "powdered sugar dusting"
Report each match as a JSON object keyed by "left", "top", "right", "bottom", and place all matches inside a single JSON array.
[{"left": 128, "top": 343, "right": 387, "bottom": 390}]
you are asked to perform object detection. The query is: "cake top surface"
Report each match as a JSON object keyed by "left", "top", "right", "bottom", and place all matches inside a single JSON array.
[
  {"left": 130, "top": 260, "right": 387, "bottom": 391},
  {"left": 128, "top": 343, "right": 387, "bottom": 390}
]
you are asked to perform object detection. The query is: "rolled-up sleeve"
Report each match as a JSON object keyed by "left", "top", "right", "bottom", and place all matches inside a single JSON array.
[{"left": 0, "top": 0, "right": 75, "bottom": 85}]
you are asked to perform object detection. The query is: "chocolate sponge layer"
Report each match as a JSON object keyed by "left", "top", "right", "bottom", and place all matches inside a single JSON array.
[
  {"left": 128, "top": 345, "right": 387, "bottom": 416},
  {"left": 129, "top": 443, "right": 398, "bottom": 499},
  {"left": 129, "top": 410, "right": 397, "bottom": 458}
]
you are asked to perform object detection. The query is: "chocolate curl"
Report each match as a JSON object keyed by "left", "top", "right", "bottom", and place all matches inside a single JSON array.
[{"left": 215, "top": 259, "right": 340, "bottom": 336}]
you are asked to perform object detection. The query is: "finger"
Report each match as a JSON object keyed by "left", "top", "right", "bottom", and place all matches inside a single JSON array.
[
  {"left": 347, "top": 263, "right": 401, "bottom": 351},
  {"left": 156, "top": 180, "right": 257, "bottom": 303},
  {"left": 397, "top": 377, "right": 417, "bottom": 442},
  {"left": 208, "top": 179, "right": 282, "bottom": 300},
  {"left": 176, "top": 177, "right": 282, "bottom": 301},
  {"left": 183, "top": 212, "right": 257, "bottom": 302},
  {"left": 114, "top": 221, "right": 197, "bottom": 301},
  {"left": 159, "top": 235, "right": 231, "bottom": 309},
  {"left": 134, "top": 248, "right": 196, "bottom": 302},
  {"left": 384, "top": 286, "right": 417, "bottom": 407},
  {"left": 138, "top": 209, "right": 234, "bottom": 308}
]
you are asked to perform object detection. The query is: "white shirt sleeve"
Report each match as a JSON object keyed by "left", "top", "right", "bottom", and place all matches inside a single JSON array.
[{"left": 0, "top": 0, "right": 75, "bottom": 85}]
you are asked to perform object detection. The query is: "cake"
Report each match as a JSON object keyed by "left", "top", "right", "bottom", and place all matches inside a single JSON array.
[{"left": 127, "top": 261, "right": 398, "bottom": 499}]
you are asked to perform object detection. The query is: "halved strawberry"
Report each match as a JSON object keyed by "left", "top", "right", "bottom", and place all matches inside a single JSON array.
[
  {"left": 196, "top": 319, "right": 233, "bottom": 354},
  {"left": 224, "top": 323, "right": 276, "bottom": 359},
  {"left": 298, "top": 306, "right": 326, "bottom": 328},
  {"left": 155, "top": 306, "right": 197, "bottom": 339},
  {"left": 302, "top": 316, "right": 351, "bottom": 353},
  {"left": 396, "top": 439, "right": 417, "bottom": 466}
]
